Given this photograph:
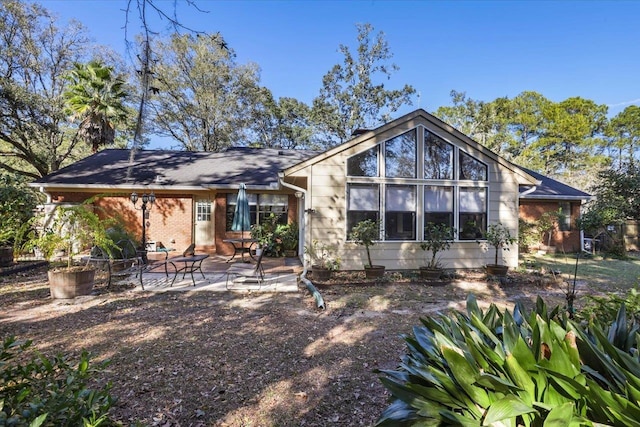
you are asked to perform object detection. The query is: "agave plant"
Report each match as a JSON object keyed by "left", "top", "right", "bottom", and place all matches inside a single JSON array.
[{"left": 376, "top": 295, "right": 640, "bottom": 426}]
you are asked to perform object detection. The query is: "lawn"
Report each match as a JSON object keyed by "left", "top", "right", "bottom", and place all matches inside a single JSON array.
[{"left": 0, "top": 259, "right": 636, "bottom": 426}]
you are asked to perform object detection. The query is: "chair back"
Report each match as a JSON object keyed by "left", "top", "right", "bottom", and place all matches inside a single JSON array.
[{"left": 253, "top": 249, "right": 266, "bottom": 277}]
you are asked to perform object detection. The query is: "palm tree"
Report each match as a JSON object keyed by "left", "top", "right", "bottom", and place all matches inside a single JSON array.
[{"left": 64, "top": 61, "right": 130, "bottom": 152}]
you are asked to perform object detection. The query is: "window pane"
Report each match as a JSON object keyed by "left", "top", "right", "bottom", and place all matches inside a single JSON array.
[
  {"left": 347, "top": 184, "right": 380, "bottom": 236},
  {"left": 424, "top": 186, "right": 453, "bottom": 228},
  {"left": 385, "top": 185, "right": 416, "bottom": 240},
  {"left": 347, "top": 146, "right": 378, "bottom": 177},
  {"left": 424, "top": 131, "right": 453, "bottom": 179},
  {"left": 459, "top": 151, "right": 487, "bottom": 181},
  {"left": 347, "top": 211, "right": 378, "bottom": 235},
  {"left": 386, "top": 185, "right": 416, "bottom": 212},
  {"left": 559, "top": 202, "right": 571, "bottom": 231},
  {"left": 459, "top": 187, "right": 486, "bottom": 213},
  {"left": 459, "top": 187, "right": 487, "bottom": 240},
  {"left": 424, "top": 186, "right": 453, "bottom": 212},
  {"left": 349, "top": 184, "right": 379, "bottom": 211},
  {"left": 385, "top": 130, "right": 416, "bottom": 178}
]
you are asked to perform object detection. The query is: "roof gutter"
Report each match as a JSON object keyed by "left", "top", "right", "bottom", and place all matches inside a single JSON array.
[{"left": 519, "top": 186, "right": 538, "bottom": 197}]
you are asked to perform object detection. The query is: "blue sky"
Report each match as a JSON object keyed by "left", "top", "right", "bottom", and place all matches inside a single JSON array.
[{"left": 42, "top": 0, "right": 640, "bottom": 122}]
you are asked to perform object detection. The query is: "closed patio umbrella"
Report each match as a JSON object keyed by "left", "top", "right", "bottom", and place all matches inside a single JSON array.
[{"left": 231, "top": 183, "right": 251, "bottom": 238}]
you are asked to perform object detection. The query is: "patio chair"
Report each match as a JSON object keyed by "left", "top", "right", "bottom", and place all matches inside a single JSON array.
[{"left": 225, "top": 249, "right": 265, "bottom": 290}]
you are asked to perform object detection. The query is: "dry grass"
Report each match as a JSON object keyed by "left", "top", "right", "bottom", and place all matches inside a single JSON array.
[{"left": 0, "top": 264, "right": 619, "bottom": 426}]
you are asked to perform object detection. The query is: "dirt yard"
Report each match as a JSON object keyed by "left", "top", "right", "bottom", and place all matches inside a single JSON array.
[{"left": 0, "top": 266, "right": 589, "bottom": 426}]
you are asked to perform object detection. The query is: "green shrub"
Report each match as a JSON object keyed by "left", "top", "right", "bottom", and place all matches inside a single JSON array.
[
  {"left": 577, "top": 287, "right": 640, "bottom": 325},
  {"left": 0, "top": 337, "right": 114, "bottom": 426},
  {"left": 376, "top": 295, "right": 640, "bottom": 426}
]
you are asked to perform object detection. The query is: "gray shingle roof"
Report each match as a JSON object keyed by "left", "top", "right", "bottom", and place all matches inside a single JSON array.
[
  {"left": 33, "top": 147, "right": 319, "bottom": 189},
  {"left": 519, "top": 167, "right": 591, "bottom": 200}
]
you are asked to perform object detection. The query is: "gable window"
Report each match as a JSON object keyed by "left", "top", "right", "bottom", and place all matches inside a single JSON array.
[
  {"left": 226, "top": 193, "right": 287, "bottom": 231},
  {"left": 347, "top": 183, "right": 380, "bottom": 234},
  {"left": 459, "top": 151, "right": 487, "bottom": 181},
  {"left": 385, "top": 130, "right": 416, "bottom": 178},
  {"left": 347, "top": 146, "right": 378, "bottom": 177},
  {"left": 424, "top": 186, "right": 453, "bottom": 228},
  {"left": 385, "top": 185, "right": 416, "bottom": 240},
  {"left": 459, "top": 187, "right": 486, "bottom": 240},
  {"left": 424, "top": 131, "right": 453, "bottom": 179}
]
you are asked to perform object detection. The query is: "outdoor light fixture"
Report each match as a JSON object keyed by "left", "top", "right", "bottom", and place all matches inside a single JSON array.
[
  {"left": 294, "top": 191, "right": 303, "bottom": 199},
  {"left": 130, "top": 191, "right": 155, "bottom": 258}
]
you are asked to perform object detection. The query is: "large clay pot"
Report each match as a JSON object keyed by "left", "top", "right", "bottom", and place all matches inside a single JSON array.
[
  {"left": 48, "top": 268, "right": 95, "bottom": 299},
  {"left": 485, "top": 264, "right": 509, "bottom": 277},
  {"left": 312, "top": 266, "right": 332, "bottom": 281},
  {"left": 364, "top": 265, "right": 385, "bottom": 279},
  {"left": 419, "top": 267, "right": 443, "bottom": 281},
  {"left": 0, "top": 246, "right": 13, "bottom": 267}
]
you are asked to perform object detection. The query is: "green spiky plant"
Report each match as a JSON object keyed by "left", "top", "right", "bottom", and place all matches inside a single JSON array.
[{"left": 376, "top": 294, "right": 640, "bottom": 426}]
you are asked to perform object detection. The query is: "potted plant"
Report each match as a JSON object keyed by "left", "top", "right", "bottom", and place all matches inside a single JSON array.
[
  {"left": 0, "top": 229, "right": 15, "bottom": 268},
  {"left": 349, "top": 219, "right": 385, "bottom": 279},
  {"left": 25, "top": 205, "right": 116, "bottom": 298},
  {"left": 478, "top": 222, "right": 517, "bottom": 277},
  {"left": 277, "top": 222, "right": 299, "bottom": 257},
  {"left": 419, "top": 223, "right": 455, "bottom": 281},
  {"left": 304, "top": 239, "right": 340, "bottom": 281}
]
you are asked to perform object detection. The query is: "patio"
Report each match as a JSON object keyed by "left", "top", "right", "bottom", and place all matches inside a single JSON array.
[{"left": 124, "top": 254, "right": 303, "bottom": 293}]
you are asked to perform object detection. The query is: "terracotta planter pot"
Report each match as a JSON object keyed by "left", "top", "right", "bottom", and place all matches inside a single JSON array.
[
  {"left": 486, "top": 264, "right": 509, "bottom": 277},
  {"left": 0, "top": 246, "right": 13, "bottom": 267},
  {"left": 364, "top": 265, "right": 385, "bottom": 279},
  {"left": 312, "top": 266, "right": 332, "bottom": 281},
  {"left": 48, "top": 268, "right": 95, "bottom": 299},
  {"left": 419, "top": 267, "right": 443, "bottom": 281}
]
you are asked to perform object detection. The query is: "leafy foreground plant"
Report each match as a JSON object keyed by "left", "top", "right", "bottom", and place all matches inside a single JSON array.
[
  {"left": 376, "top": 295, "right": 640, "bottom": 426},
  {"left": 0, "top": 337, "right": 114, "bottom": 427}
]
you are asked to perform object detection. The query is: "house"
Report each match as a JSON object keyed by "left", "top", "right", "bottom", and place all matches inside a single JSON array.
[{"left": 30, "top": 109, "right": 590, "bottom": 269}]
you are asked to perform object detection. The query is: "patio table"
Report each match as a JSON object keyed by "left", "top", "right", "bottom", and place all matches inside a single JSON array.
[
  {"left": 167, "top": 254, "right": 210, "bottom": 286},
  {"left": 223, "top": 238, "right": 258, "bottom": 263}
]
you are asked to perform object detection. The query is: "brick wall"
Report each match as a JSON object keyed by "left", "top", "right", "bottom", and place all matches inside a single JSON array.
[{"left": 519, "top": 200, "right": 582, "bottom": 252}]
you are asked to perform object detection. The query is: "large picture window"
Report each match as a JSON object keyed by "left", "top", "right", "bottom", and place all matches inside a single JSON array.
[
  {"left": 424, "top": 186, "right": 453, "bottom": 228},
  {"left": 226, "top": 193, "right": 287, "bottom": 231},
  {"left": 385, "top": 185, "right": 416, "bottom": 240},
  {"left": 424, "top": 132, "right": 453, "bottom": 179},
  {"left": 459, "top": 187, "right": 486, "bottom": 240},
  {"left": 385, "top": 130, "right": 416, "bottom": 178},
  {"left": 347, "top": 184, "right": 380, "bottom": 234},
  {"left": 345, "top": 127, "right": 491, "bottom": 242}
]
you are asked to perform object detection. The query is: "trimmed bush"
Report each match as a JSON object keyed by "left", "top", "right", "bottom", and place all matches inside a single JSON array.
[
  {"left": 0, "top": 337, "right": 114, "bottom": 426},
  {"left": 376, "top": 295, "right": 640, "bottom": 426}
]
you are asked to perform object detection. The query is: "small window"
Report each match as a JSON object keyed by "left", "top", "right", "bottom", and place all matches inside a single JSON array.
[
  {"left": 196, "top": 200, "right": 211, "bottom": 221},
  {"left": 385, "top": 130, "right": 416, "bottom": 178},
  {"left": 559, "top": 202, "right": 571, "bottom": 231},
  {"left": 347, "top": 184, "right": 380, "bottom": 235},
  {"left": 459, "top": 187, "right": 487, "bottom": 240},
  {"left": 385, "top": 185, "right": 416, "bottom": 240},
  {"left": 424, "top": 132, "right": 453, "bottom": 179},
  {"left": 459, "top": 151, "right": 487, "bottom": 181},
  {"left": 347, "top": 146, "right": 378, "bottom": 177}
]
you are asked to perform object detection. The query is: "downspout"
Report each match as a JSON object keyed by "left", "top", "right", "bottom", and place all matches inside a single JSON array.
[
  {"left": 520, "top": 185, "right": 537, "bottom": 197},
  {"left": 279, "top": 176, "right": 325, "bottom": 310}
]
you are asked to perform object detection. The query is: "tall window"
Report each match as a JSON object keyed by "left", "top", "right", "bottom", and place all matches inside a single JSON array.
[
  {"left": 459, "top": 151, "right": 487, "bottom": 181},
  {"left": 459, "top": 187, "right": 486, "bottom": 240},
  {"left": 385, "top": 185, "right": 416, "bottom": 240},
  {"left": 226, "top": 194, "right": 287, "bottom": 231},
  {"left": 347, "top": 184, "right": 380, "bottom": 234},
  {"left": 559, "top": 202, "right": 571, "bottom": 231},
  {"left": 385, "top": 130, "right": 416, "bottom": 178},
  {"left": 424, "top": 186, "right": 453, "bottom": 228},
  {"left": 424, "top": 132, "right": 453, "bottom": 179},
  {"left": 347, "top": 146, "right": 378, "bottom": 177}
]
